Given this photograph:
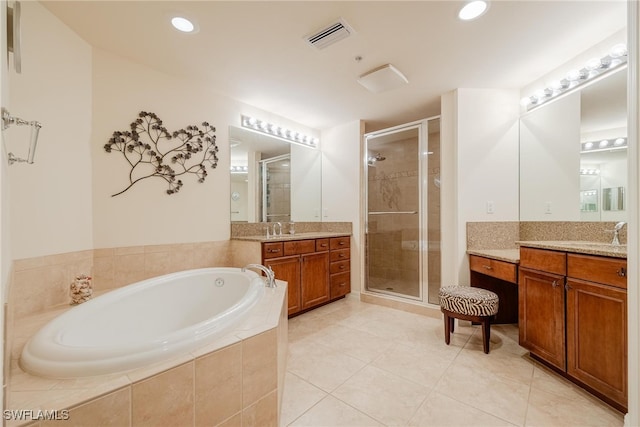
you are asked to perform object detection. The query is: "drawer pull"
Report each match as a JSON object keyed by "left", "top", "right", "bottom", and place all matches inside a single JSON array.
[
  {"left": 339, "top": 254, "right": 346, "bottom": 258},
  {"left": 551, "top": 280, "right": 560, "bottom": 288},
  {"left": 617, "top": 267, "right": 626, "bottom": 277},
  {"left": 565, "top": 283, "right": 572, "bottom": 291},
  {"left": 339, "top": 265, "right": 345, "bottom": 270},
  {"left": 338, "top": 283, "right": 346, "bottom": 287},
  {"left": 321, "top": 243, "right": 328, "bottom": 247},
  {"left": 339, "top": 241, "right": 345, "bottom": 245},
  {"left": 483, "top": 265, "right": 492, "bottom": 270},
  {"left": 268, "top": 248, "right": 281, "bottom": 253}
]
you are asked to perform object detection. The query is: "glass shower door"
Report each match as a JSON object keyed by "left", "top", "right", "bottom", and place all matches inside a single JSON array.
[
  {"left": 365, "top": 124, "right": 423, "bottom": 300},
  {"left": 260, "top": 154, "right": 291, "bottom": 222}
]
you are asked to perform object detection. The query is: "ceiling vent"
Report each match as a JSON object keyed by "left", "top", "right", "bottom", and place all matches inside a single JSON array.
[{"left": 305, "top": 18, "right": 354, "bottom": 50}]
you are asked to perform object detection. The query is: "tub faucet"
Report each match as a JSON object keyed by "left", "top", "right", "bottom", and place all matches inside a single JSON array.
[
  {"left": 273, "top": 222, "right": 282, "bottom": 237},
  {"left": 612, "top": 221, "right": 626, "bottom": 246},
  {"left": 241, "top": 264, "right": 276, "bottom": 288}
]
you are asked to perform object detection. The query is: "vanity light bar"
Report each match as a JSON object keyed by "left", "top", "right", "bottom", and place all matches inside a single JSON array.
[
  {"left": 240, "top": 115, "right": 319, "bottom": 148},
  {"left": 580, "top": 137, "right": 627, "bottom": 153},
  {"left": 230, "top": 165, "right": 248, "bottom": 173},
  {"left": 523, "top": 43, "right": 628, "bottom": 111},
  {"left": 580, "top": 168, "right": 600, "bottom": 176}
]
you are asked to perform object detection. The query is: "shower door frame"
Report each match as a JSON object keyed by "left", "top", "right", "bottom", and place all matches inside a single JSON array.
[{"left": 364, "top": 119, "right": 428, "bottom": 302}]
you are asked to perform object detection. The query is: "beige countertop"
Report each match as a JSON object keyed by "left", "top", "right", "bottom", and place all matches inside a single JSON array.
[
  {"left": 517, "top": 240, "right": 627, "bottom": 259},
  {"left": 467, "top": 249, "right": 520, "bottom": 263},
  {"left": 468, "top": 241, "right": 628, "bottom": 263},
  {"left": 232, "top": 231, "right": 351, "bottom": 243}
]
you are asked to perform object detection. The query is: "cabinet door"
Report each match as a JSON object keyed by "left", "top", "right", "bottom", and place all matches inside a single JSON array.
[
  {"left": 566, "top": 278, "right": 627, "bottom": 409},
  {"left": 519, "top": 267, "right": 566, "bottom": 370},
  {"left": 265, "top": 256, "right": 301, "bottom": 316},
  {"left": 301, "top": 252, "right": 330, "bottom": 309}
]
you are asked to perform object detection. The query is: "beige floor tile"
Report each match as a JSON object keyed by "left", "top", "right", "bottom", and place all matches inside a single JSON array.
[
  {"left": 371, "top": 342, "right": 454, "bottom": 389},
  {"left": 332, "top": 365, "right": 430, "bottom": 426},
  {"left": 289, "top": 395, "right": 384, "bottom": 427},
  {"left": 287, "top": 340, "right": 366, "bottom": 392},
  {"left": 310, "top": 324, "right": 395, "bottom": 363},
  {"left": 435, "top": 354, "right": 530, "bottom": 426},
  {"left": 409, "top": 391, "right": 517, "bottom": 426},
  {"left": 285, "top": 298, "right": 624, "bottom": 427},
  {"left": 280, "top": 373, "right": 327, "bottom": 427},
  {"left": 525, "top": 387, "right": 624, "bottom": 426}
]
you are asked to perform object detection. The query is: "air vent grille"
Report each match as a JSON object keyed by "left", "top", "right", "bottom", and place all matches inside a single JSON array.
[{"left": 305, "top": 18, "right": 353, "bottom": 50}]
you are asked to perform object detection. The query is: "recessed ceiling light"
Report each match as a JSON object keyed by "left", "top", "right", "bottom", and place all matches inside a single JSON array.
[
  {"left": 458, "top": 1, "right": 489, "bottom": 21},
  {"left": 171, "top": 16, "right": 195, "bottom": 33}
]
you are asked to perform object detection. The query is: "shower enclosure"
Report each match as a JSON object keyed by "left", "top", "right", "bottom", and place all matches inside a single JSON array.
[{"left": 365, "top": 118, "right": 441, "bottom": 304}]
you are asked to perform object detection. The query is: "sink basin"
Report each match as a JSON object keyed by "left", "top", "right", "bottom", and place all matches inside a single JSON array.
[{"left": 561, "top": 241, "right": 626, "bottom": 250}]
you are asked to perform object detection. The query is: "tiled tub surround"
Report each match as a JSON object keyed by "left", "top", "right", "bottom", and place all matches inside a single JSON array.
[
  {"left": 6, "top": 278, "right": 287, "bottom": 427},
  {"left": 5, "top": 240, "right": 285, "bottom": 426}
]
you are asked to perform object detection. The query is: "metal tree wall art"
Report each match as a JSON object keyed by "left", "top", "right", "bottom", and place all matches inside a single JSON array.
[{"left": 104, "top": 111, "right": 219, "bottom": 196}]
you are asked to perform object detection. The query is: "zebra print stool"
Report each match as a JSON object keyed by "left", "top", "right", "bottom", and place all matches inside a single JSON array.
[{"left": 439, "top": 286, "right": 499, "bottom": 354}]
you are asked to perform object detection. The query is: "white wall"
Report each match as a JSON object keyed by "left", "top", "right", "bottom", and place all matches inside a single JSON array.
[
  {"left": 8, "top": 1, "right": 93, "bottom": 259},
  {"left": 443, "top": 89, "right": 520, "bottom": 284},
  {"left": 321, "top": 120, "right": 363, "bottom": 293},
  {"left": 90, "top": 49, "right": 319, "bottom": 249},
  {"left": 291, "top": 143, "right": 322, "bottom": 221}
]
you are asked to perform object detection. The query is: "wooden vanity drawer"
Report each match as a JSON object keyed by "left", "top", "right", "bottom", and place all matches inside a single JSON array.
[
  {"left": 330, "top": 248, "right": 350, "bottom": 262},
  {"left": 330, "top": 236, "right": 350, "bottom": 250},
  {"left": 284, "top": 239, "right": 316, "bottom": 256},
  {"left": 469, "top": 255, "right": 517, "bottom": 283},
  {"left": 263, "top": 242, "right": 284, "bottom": 259},
  {"left": 315, "top": 239, "right": 330, "bottom": 252},
  {"left": 520, "top": 247, "right": 567, "bottom": 275},
  {"left": 330, "top": 272, "right": 351, "bottom": 298},
  {"left": 567, "top": 253, "right": 627, "bottom": 289},
  {"left": 330, "top": 260, "right": 350, "bottom": 274}
]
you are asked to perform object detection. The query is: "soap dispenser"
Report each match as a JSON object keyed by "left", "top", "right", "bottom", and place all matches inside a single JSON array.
[{"left": 289, "top": 221, "right": 295, "bottom": 235}]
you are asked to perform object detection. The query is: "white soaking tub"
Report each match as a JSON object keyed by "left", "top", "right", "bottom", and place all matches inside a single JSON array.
[{"left": 20, "top": 267, "right": 265, "bottom": 378}]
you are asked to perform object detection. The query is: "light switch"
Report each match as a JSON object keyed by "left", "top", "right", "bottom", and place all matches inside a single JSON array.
[{"left": 545, "top": 202, "right": 552, "bottom": 214}]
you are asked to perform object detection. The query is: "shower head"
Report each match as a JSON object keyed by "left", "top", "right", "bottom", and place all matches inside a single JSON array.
[{"left": 367, "top": 152, "right": 386, "bottom": 166}]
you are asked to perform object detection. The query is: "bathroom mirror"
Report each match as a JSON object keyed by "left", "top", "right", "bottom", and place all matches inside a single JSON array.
[
  {"left": 519, "top": 66, "right": 627, "bottom": 222},
  {"left": 229, "top": 126, "right": 322, "bottom": 223}
]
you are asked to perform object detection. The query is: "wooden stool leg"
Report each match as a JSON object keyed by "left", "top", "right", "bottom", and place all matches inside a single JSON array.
[
  {"left": 450, "top": 316, "right": 455, "bottom": 333},
  {"left": 444, "top": 313, "right": 451, "bottom": 345},
  {"left": 482, "top": 318, "right": 491, "bottom": 354}
]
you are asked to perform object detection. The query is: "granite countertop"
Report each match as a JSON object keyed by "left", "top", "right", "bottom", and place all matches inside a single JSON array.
[
  {"left": 517, "top": 240, "right": 627, "bottom": 259},
  {"left": 232, "top": 231, "right": 351, "bottom": 243},
  {"left": 467, "top": 249, "right": 520, "bottom": 263}
]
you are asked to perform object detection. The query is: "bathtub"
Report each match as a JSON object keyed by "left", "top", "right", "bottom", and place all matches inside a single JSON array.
[{"left": 20, "top": 267, "right": 266, "bottom": 378}]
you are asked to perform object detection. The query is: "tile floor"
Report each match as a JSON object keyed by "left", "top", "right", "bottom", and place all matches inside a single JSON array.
[{"left": 280, "top": 295, "right": 625, "bottom": 427}]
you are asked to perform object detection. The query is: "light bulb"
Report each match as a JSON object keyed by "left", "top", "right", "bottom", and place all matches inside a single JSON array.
[
  {"left": 610, "top": 43, "right": 628, "bottom": 58},
  {"left": 585, "top": 58, "right": 601, "bottom": 70},
  {"left": 599, "top": 139, "right": 609, "bottom": 148},
  {"left": 584, "top": 142, "right": 594, "bottom": 150},
  {"left": 171, "top": 17, "right": 195, "bottom": 33},
  {"left": 458, "top": 1, "right": 489, "bottom": 20},
  {"left": 566, "top": 69, "right": 581, "bottom": 81},
  {"left": 614, "top": 138, "right": 626, "bottom": 146}
]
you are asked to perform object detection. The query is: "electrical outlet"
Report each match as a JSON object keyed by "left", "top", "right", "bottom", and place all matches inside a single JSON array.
[
  {"left": 545, "top": 202, "right": 552, "bottom": 214},
  {"left": 486, "top": 201, "right": 495, "bottom": 214}
]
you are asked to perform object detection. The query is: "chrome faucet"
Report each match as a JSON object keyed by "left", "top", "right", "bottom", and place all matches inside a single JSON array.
[
  {"left": 273, "top": 222, "right": 282, "bottom": 237},
  {"left": 612, "top": 221, "right": 626, "bottom": 246},
  {"left": 241, "top": 264, "right": 276, "bottom": 288}
]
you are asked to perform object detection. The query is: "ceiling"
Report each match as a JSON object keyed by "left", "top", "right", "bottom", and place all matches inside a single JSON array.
[{"left": 41, "top": 1, "right": 627, "bottom": 132}]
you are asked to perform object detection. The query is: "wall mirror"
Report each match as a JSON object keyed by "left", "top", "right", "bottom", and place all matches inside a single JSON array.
[
  {"left": 519, "top": 65, "right": 627, "bottom": 222},
  {"left": 229, "top": 126, "right": 322, "bottom": 223}
]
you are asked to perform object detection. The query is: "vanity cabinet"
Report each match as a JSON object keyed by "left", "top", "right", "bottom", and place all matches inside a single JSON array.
[
  {"left": 469, "top": 255, "right": 518, "bottom": 324},
  {"left": 519, "top": 246, "right": 627, "bottom": 411},
  {"left": 518, "top": 248, "right": 567, "bottom": 370},
  {"left": 262, "top": 236, "right": 350, "bottom": 316}
]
